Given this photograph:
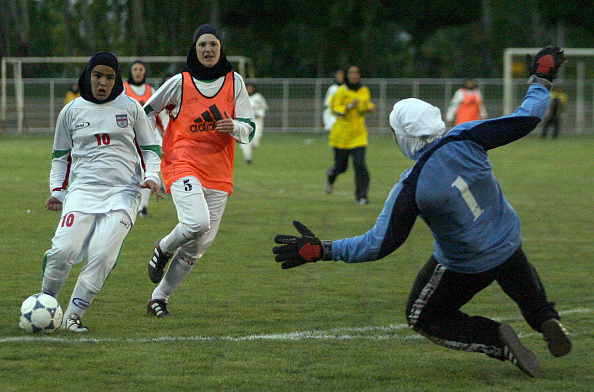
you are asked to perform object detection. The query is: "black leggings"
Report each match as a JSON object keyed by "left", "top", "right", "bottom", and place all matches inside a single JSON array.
[
  {"left": 327, "top": 147, "right": 369, "bottom": 200},
  {"left": 541, "top": 116, "right": 560, "bottom": 138},
  {"left": 405, "top": 247, "right": 559, "bottom": 358}
]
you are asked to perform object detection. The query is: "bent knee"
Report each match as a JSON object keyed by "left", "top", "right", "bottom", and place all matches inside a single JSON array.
[
  {"left": 45, "top": 245, "right": 81, "bottom": 268},
  {"left": 182, "top": 219, "right": 210, "bottom": 239}
]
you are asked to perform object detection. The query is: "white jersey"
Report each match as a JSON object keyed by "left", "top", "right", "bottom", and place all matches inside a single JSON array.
[
  {"left": 143, "top": 72, "right": 254, "bottom": 144},
  {"left": 50, "top": 91, "right": 161, "bottom": 219},
  {"left": 323, "top": 83, "right": 341, "bottom": 131},
  {"left": 249, "top": 92, "right": 268, "bottom": 120}
]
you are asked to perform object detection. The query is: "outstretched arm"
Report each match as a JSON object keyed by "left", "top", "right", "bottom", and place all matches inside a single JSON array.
[
  {"left": 273, "top": 177, "right": 419, "bottom": 268},
  {"left": 332, "top": 179, "right": 419, "bottom": 263}
]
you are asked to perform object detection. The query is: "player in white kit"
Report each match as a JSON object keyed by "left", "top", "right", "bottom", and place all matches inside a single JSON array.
[
  {"left": 239, "top": 82, "right": 268, "bottom": 163},
  {"left": 40, "top": 52, "right": 162, "bottom": 332}
]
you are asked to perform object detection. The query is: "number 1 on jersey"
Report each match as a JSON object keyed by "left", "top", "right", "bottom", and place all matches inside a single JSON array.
[{"left": 451, "top": 176, "right": 484, "bottom": 221}]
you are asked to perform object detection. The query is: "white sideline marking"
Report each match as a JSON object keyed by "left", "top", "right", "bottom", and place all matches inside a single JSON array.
[{"left": 4, "top": 308, "right": 591, "bottom": 344}]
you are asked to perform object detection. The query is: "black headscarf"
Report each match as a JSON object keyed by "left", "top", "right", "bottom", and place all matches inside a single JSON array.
[
  {"left": 127, "top": 60, "right": 147, "bottom": 86},
  {"left": 78, "top": 52, "right": 124, "bottom": 104},
  {"left": 185, "top": 24, "right": 233, "bottom": 81},
  {"left": 344, "top": 65, "right": 362, "bottom": 91},
  {"left": 333, "top": 71, "right": 343, "bottom": 86}
]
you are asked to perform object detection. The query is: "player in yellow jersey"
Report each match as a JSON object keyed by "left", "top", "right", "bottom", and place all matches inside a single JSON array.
[{"left": 326, "top": 65, "right": 376, "bottom": 205}]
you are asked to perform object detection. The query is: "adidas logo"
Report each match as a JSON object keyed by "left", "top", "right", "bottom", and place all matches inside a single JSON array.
[{"left": 190, "top": 104, "right": 224, "bottom": 132}]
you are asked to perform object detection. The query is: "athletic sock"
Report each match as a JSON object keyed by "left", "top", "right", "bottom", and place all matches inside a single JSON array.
[
  {"left": 151, "top": 256, "right": 193, "bottom": 301},
  {"left": 139, "top": 188, "right": 151, "bottom": 211},
  {"left": 63, "top": 282, "right": 98, "bottom": 320}
]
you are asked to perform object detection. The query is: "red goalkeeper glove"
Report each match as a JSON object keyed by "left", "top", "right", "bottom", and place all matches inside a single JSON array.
[
  {"left": 273, "top": 221, "right": 332, "bottom": 269},
  {"left": 527, "top": 46, "right": 565, "bottom": 82}
]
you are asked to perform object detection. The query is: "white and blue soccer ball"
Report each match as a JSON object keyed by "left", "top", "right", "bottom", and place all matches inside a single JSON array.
[{"left": 19, "top": 293, "right": 63, "bottom": 333}]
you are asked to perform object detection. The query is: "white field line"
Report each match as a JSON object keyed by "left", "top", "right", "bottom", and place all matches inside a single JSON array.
[{"left": 3, "top": 307, "right": 591, "bottom": 344}]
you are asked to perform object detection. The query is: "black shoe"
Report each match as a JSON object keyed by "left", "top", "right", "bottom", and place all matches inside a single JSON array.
[
  {"left": 148, "top": 239, "right": 172, "bottom": 284},
  {"left": 147, "top": 299, "right": 170, "bottom": 318},
  {"left": 499, "top": 323, "right": 542, "bottom": 378},
  {"left": 138, "top": 207, "right": 149, "bottom": 217},
  {"left": 541, "top": 319, "right": 572, "bottom": 357}
]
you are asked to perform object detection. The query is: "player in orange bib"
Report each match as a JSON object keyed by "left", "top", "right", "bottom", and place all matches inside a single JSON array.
[
  {"left": 124, "top": 61, "right": 153, "bottom": 106},
  {"left": 143, "top": 24, "right": 255, "bottom": 317},
  {"left": 446, "top": 79, "right": 488, "bottom": 125},
  {"left": 124, "top": 60, "right": 156, "bottom": 217}
]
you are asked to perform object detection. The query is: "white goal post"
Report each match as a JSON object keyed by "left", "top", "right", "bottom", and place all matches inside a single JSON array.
[
  {"left": 503, "top": 48, "right": 594, "bottom": 132},
  {"left": 1, "top": 55, "right": 254, "bottom": 134}
]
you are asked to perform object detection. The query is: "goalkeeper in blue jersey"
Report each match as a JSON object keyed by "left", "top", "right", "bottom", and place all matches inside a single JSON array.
[{"left": 274, "top": 47, "right": 571, "bottom": 378}]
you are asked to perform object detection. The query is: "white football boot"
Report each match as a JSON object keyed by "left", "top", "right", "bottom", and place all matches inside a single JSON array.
[{"left": 61, "top": 314, "right": 89, "bottom": 333}]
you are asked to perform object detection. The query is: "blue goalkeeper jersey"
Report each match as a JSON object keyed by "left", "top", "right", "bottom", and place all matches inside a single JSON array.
[{"left": 332, "top": 84, "right": 551, "bottom": 273}]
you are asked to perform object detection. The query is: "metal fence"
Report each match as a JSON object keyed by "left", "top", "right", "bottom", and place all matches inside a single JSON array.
[{"left": 2, "top": 77, "right": 593, "bottom": 134}]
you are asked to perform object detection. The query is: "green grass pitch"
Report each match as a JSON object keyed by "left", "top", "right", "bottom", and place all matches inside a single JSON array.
[{"left": 0, "top": 132, "right": 592, "bottom": 391}]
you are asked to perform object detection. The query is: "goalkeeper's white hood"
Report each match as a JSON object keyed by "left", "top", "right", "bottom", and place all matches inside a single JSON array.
[{"left": 389, "top": 98, "right": 446, "bottom": 160}]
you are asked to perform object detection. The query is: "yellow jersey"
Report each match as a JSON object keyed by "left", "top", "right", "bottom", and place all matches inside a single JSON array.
[{"left": 329, "top": 85, "right": 374, "bottom": 149}]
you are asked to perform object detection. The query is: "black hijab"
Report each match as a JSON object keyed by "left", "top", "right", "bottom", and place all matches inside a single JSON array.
[
  {"left": 127, "top": 60, "right": 147, "bottom": 86},
  {"left": 185, "top": 24, "right": 233, "bottom": 81},
  {"left": 78, "top": 52, "right": 124, "bottom": 104},
  {"left": 344, "top": 65, "right": 362, "bottom": 91}
]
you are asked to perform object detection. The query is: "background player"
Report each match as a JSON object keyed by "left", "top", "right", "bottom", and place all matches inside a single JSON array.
[
  {"left": 63, "top": 83, "right": 80, "bottom": 106},
  {"left": 124, "top": 60, "right": 156, "bottom": 217},
  {"left": 446, "top": 78, "right": 488, "bottom": 125},
  {"left": 124, "top": 60, "right": 153, "bottom": 106},
  {"left": 322, "top": 69, "right": 344, "bottom": 132},
  {"left": 325, "top": 65, "right": 376, "bottom": 204},
  {"left": 541, "top": 86, "right": 569, "bottom": 139},
  {"left": 240, "top": 82, "right": 268, "bottom": 164}
]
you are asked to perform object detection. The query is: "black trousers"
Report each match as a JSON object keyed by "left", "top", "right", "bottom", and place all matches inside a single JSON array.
[
  {"left": 405, "top": 247, "right": 559, "bottom": 359},
  {"left": 327, "top": 147, "right": 370, "bottom": 200},
  {"left": 541, "top": 116, "right": 560, "bottom": 138}
]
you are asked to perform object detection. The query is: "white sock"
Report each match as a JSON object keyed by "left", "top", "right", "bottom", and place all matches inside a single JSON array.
[
  {"left": 41, "top": 250, "right": 73, "bottom": 297},
  {"left": 151, "top": 255, "right": 193, "bottom": 301},
  {"left": 139, "top": 188, "right": 150, "bottom": 211},
  {"left": 41, "top": 276, "right": 66, "bottom": 298},
  {"left": 240, "top": 142, "right": 252, "bottom": 161},
  {"left": 63, "top": 282, "right": 98, "bottom": 320}
]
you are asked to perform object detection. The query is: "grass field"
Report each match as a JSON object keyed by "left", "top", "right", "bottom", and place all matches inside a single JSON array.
[{"left": 0, "top": 132, "right": 592, "bottom": 392}]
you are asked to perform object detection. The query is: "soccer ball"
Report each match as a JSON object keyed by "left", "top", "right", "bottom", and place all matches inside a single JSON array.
[{"left": 19, "top": 293, "right": 63, "bottom": 333}]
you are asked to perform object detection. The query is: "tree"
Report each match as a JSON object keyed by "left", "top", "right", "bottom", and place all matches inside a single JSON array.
[
  {"left": 1, "top": 0, "right": 31, "bottom": 56},
  {"left": 1, "top": 0, "right": 593, "bottom": 78},
  {"left": 480, "top": 0, "right": 495, "bottom": 76},
  {"left": 379, "top": 0, "right": 482, "bottom": 76},
  {"left": 537, "top": 0, "right": 594, "bottom": 31},
  {"left": 131, "top": 0, "right": 148, "bottom": 55}
]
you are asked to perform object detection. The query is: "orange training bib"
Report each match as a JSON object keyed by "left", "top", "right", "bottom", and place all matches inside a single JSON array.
[{"left": 161, "top": 71, "right": 236, "bottom": 194}]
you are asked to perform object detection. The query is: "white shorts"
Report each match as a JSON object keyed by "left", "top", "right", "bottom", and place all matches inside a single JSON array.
[
  {"left": 43, "top": 210, "right": 132, "bottom": 293},
  {"left": 170, "top": 176, "right": 228, "bottom": 262}
]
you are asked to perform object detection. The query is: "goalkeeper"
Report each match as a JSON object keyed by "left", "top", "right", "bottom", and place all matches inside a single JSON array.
[{"left": 274, "top": 47, "right": 570, "bottom": 378}]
